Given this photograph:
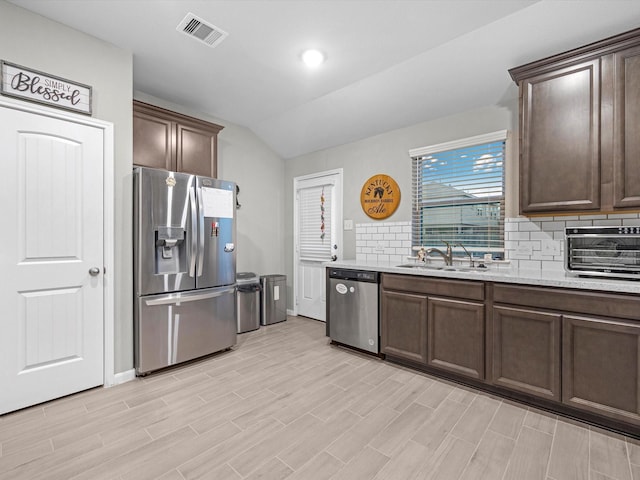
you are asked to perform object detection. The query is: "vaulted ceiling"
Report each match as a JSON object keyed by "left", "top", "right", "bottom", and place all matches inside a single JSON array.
[{"left": 10, "top": 0, "right": 640, "bottom": 158}]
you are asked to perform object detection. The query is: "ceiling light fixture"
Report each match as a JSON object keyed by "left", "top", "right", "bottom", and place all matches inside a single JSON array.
[{"left": 302, "top": 49, "right": 325, "bottom": 68}]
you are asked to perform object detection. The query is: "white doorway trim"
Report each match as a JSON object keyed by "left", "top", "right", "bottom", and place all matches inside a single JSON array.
[
  {"left": 293, "top": 168, "right": 343, "bottom": 318},
  {"left": 0, "top": 98, "right": 115, "bottom": 388}
]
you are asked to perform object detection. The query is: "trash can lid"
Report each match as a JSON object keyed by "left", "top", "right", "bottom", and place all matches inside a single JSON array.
[
  {"left": 237, "top": 272, "right": 259, "bottom": 285},
  {"left": 260, "top": 274, "right": 286, "bottom": 279}
]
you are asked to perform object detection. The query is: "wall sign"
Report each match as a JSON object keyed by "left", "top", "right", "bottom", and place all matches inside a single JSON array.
[
  {"left": 360, "top": 174, "right": 401, "bottom": 220},
  {"left": 1, "top": 61, "right": 92, "bottom": 115}
]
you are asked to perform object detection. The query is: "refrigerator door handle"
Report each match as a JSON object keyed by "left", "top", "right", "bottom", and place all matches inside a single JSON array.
[
  {"left": 196, "top": 186, "right": 205, "bottom": 277},
  {"left": 144, "top": 287, "right": 236, "bottom": 306},
  {"left": 189, "top": 187, "right": 197, "bottom": 278}
]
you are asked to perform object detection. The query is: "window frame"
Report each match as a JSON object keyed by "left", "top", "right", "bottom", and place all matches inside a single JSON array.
[{"left": 409, "top": 130, "right": 508, "bottom": 259}]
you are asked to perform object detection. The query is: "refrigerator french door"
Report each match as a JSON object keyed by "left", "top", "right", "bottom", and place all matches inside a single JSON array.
[{"left": 134, "top": 167, "right": 237, "bottom": 375}]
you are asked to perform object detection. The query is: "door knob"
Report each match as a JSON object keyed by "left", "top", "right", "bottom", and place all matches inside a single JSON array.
[{"left": 89, "top": 267, "right": 101, "bottom": 276}]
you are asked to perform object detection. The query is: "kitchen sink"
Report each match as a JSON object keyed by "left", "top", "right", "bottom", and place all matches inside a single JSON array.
[{"left": 395, "top": 264, "right": 488, "bottom": 272}]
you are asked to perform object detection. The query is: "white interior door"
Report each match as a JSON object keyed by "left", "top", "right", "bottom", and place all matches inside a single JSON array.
[
  {"left": 0, "top": 105, "right": 105, "bottom": 415},
  {"left": 294, "top": 170, "right": 343, "bottom": 321}
]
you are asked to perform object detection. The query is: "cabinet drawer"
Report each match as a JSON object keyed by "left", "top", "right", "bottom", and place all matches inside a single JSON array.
[
  {"left": 492, "top": 283, "right": 640, "bottom": 321},
  {"left": 382, "top": 274, "right": 484, "bottom": 301}
]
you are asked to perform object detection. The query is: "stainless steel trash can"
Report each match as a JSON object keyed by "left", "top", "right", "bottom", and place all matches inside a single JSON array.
[
  {"left": 237, "top": 272, "right": 261, "bottom": 333},
  {"left": 260, "top": 274, "right": 286, "bottom": 325}
]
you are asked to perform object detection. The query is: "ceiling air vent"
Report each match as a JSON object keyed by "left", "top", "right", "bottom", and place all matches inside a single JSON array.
[{"left": 176, "top": 12, "right": 228, "bottom": 48}]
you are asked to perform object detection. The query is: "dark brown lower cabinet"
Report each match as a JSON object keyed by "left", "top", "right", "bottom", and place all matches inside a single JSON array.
[
  {"left": 490, "top": 306, "right": 561, "bottom": 401},
  {"left": 428, "top": 297, "right": 484, "bottom": 379},
  {"left": 562, "top": 314, "right": 640, "bottom": 426},
  {"left": 380, "top": 289, "right": 428, "bottom": 364}
]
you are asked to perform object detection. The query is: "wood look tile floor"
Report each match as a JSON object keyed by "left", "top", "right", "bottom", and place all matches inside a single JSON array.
[{"left": 1, "top": 316, "right": 639, "bottom": 480}]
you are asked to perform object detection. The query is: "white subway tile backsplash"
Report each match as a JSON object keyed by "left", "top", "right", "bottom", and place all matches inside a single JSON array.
[
  {"left": 530, "top": 231, "right": 551, "bottom": 240},
  {"left": 355, "top": 221, "right": 412, "bottom": 264},
  {"left": 565, "top": 220, "right": 593, "bottom": 227},
  {"left": 540, "top": 221, "right": 565, "bottom": 230},
  {"left": 503, "top": 214, "right": 640, "bottom": 272},
  {"left": 508, "top": 231, "right": 530, "bottom": 241},
  {"left": 518, "top": 221, "right": 541, "bottom": 232},
  {"left": 519, "top": 260, "right": 542, "bottom": 270},
  {"left": 595, "top": 219, "right": 623, "bottom": 226},
  {"left": 356, "top": 214, "right": 639, "bottom": 268},
  {"left": 542, "top": 260, "right": 565, "bottom": 271}
]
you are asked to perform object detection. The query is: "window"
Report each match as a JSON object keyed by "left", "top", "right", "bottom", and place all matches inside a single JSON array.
[
  {"left": 410, "top": 131, "right": 507, "bottom": 259},
  {"left": 298, "top": 182, "right": 333, "bottom": 261}
]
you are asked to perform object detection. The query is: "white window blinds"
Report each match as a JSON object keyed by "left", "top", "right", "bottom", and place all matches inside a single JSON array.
[
  {"left": 298, "top": 184, "right": 333, "bottom": 261},
  {"left": 410, "top": 131, "right": 507, "bottom": 259}
]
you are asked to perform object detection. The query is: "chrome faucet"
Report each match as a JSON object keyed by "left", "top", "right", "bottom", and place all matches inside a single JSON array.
[
  {"left": 457, "top": 243, "right": 474, "bottom": 267},
  {"left": 426, "top": 240, "right": 453, "bottom": 266}
]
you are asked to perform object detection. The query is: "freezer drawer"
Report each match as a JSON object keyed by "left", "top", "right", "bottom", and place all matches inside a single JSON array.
[{"left": 135, "top": 286, "right": 237, "bottom": 375}]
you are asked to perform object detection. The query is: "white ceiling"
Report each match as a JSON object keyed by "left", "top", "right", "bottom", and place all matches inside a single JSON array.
[{"left": 9, "top": 0, "right": 640, "bottom": 159}]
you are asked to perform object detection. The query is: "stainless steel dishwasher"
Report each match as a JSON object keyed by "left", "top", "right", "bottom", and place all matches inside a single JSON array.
[{"left": 328, "top": 268, "right": 380, "bottom": 354}]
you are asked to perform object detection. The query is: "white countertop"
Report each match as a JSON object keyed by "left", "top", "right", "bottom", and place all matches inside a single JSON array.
[{"left": 328, "top": 260, "right": 640, "bottom": 295}]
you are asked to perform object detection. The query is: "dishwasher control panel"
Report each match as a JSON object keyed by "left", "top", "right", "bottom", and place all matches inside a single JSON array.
[{"left": 328, "top": 268, "right": 379, "bottom": 283}]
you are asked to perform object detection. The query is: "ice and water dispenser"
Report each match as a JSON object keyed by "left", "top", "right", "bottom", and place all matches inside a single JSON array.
[{"left": 154, "top": 226, "right": 186, "bottom": 274}]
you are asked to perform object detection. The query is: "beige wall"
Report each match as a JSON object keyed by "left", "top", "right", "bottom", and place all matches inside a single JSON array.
[
  {"left": 0, "top": 0, "right": 134, "bottom": 373},
  {"left": 284, "top": 102, "right": 519, "bottom": 308}
]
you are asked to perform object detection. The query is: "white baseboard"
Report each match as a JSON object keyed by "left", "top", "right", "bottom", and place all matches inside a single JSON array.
[
  {"left": 287, "top": 309, "right": 296, "bottom": 316},
  {"left": 108, "top": 368, "right": 136, "bottom": 387}
]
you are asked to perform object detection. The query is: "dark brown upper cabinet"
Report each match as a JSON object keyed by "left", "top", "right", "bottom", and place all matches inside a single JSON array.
[
  {"left": 133, "top": 100, "right": 223, "bottom": 178},
  {"left": 510, "top": 28, "right": 640, "bottom": 214}
]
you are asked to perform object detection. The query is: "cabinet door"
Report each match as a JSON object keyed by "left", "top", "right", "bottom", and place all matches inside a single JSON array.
[
  {"left": 427, "top": 297, "right": 484, "bottom": 379},
  {"left": 491, "top": 306, "right": 561, "bottom": 401},
  {"left": 380, "top": 289, "right": 428, "bottom": 364},
  {"left": 563, "top": 315, "right": 640, "bottom": 426},
  {"left": 612, "top": 45, "right": 640, "bottom": 208},
  {"left": 520, "top": 59, "right": 601, "bottom": 213},
  {"left": 176, "top": 123, "right": 217, "bottom": 178},
  {"left": 133, "top": 110, "right": 175, "bottom": 171}
]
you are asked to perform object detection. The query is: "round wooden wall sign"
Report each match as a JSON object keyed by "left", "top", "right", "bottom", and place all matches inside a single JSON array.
[{"left": 360, "top": 174, "right": 401, "bottom": 220}]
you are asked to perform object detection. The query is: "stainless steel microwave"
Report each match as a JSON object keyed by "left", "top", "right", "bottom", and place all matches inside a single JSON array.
[{"left": 565, "top": 226, "right": 640, "bottom": 280}]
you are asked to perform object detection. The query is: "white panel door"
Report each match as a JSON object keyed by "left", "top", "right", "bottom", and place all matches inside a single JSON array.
[
  {"left": 0, "top": 105, "right": 104, "bottom": 415},
  {"left": 294, "top": 170, "right": 343, "bottom": 321}
]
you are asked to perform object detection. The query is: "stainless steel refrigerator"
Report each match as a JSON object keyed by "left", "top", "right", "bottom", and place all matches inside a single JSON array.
[{"left": 134, "top": 166, "right": 237, "bottom": 375}]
